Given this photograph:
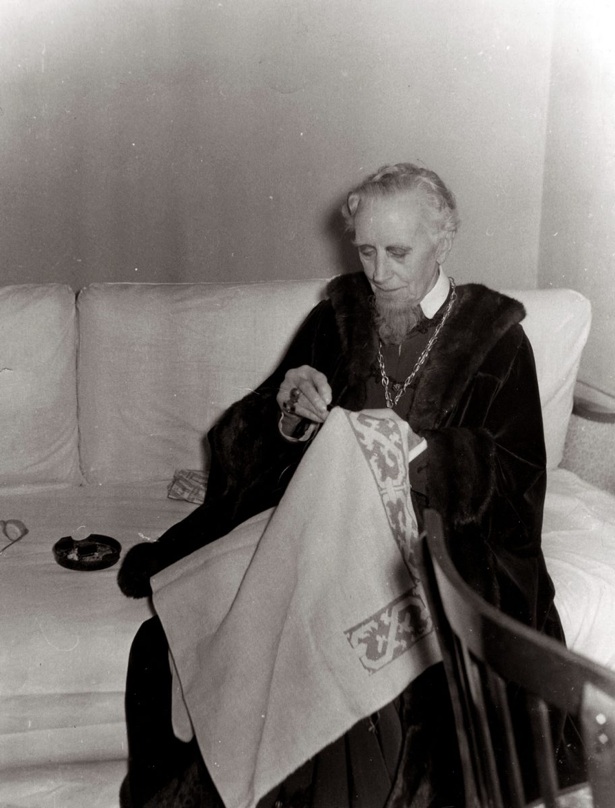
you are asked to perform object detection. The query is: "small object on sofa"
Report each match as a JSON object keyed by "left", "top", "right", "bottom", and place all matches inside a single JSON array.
[
  {"left": 167, "top": 469, "right": 207, "bottom": 504},
  {"left": 0, "top": 519, "right": 29, "bottom": 554},
  {"left": 52, "top": 534, "right": 121, "bottom": 571}
]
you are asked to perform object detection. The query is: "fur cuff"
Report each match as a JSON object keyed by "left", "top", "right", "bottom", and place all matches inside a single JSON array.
[{"left": 117, "top": 542, "right": 170, "bottom": 599}]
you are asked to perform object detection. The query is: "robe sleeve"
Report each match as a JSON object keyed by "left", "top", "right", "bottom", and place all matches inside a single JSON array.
[
  {"left": 417, "top": 326, "right": 551, "bottom": 625},
  {"left": 420, "top": 325, "right": 546, "bottom": 538}
]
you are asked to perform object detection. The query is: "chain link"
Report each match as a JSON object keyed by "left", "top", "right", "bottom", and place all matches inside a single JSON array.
[{"left": 378, "top": 278, "right": 457, "bottom": 408}]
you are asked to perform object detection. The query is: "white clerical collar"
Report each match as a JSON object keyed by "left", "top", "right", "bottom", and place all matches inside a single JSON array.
[{"left": 420, "top": 266, "right": 451, "bottom": 319}]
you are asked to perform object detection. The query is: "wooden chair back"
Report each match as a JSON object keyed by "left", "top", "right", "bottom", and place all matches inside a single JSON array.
[{"left": 421, "top": 509, "right": 615, "bottom": 808}]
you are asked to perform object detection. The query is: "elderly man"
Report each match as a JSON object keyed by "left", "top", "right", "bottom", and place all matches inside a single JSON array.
[{"left": 119, "top": 164, "right": 566, "bottom": 807}]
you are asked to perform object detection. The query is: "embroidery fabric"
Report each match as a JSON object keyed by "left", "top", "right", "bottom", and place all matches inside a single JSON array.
[{"left": 343, "top": 411, "right": 433, "bottom": 673}]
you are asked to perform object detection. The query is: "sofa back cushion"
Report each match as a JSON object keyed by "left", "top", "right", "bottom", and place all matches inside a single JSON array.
[
  {"left": 77, "top": 281, "right": 590, "bottom": 483},
  {"left": 0, "top": 284, "right": 81, "bottom": 486},
  {"left": 505, "top": 287, "right": 591, "bottom": 469},
  {"left": 77, "top": 282, "right": 324, "bottom": 483}
]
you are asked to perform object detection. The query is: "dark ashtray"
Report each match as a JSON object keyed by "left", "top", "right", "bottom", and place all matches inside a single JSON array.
[{"left": 53, "top": 534, "right": 122, "bottom": 571}]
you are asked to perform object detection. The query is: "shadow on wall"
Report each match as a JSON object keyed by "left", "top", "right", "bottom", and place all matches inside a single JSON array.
[{"left": 322, "top": 193, "right": 361, "bottom": 277}]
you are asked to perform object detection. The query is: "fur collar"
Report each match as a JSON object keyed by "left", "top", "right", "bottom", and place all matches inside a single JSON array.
[{"left": 326, "top": 272, "right": 525, "bottom": 430}]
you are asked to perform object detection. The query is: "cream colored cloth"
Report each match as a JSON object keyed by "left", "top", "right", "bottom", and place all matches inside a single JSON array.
[{"left": 152, "top": 407, "right": 441, "bottom": 808}]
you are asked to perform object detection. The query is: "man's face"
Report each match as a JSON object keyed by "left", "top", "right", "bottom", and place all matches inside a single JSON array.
[{"left": 353, "top": 191, "right": 451, "bottom": 308}]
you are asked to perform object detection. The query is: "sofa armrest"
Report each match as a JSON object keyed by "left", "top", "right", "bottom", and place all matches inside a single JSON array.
[
  {"left": 561, "top": 391, "right": 615, "bottom": 494},
  {"left": 572, "top": 396, "right": 615, "bottom": 424}
]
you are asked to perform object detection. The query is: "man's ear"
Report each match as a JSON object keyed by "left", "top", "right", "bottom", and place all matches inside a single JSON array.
[{"left": 436, "top": 231, "right": 454, "bottom": 265}]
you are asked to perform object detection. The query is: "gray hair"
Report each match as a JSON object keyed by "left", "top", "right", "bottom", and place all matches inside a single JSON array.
[{"left": 341, "top": 163, "right": 460, "bottom": 239}]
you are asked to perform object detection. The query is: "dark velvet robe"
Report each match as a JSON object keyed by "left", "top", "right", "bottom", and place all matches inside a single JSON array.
[{"left": 119, "top": 273, "right": 566, "bottom": 807}]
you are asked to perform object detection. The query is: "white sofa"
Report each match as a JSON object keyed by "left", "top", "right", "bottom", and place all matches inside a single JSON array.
[{"left": 0, "top": 280, "right": 614, "bottom": 808}]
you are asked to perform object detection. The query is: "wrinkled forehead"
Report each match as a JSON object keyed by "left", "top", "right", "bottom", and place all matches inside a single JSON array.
[{"left": 353, "top": 191, "right": 430, "bottom": 241}]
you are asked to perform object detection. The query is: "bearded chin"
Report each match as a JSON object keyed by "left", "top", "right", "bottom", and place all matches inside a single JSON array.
[{"left": 372, "top": 295, "right": 422, "bottom": 345}]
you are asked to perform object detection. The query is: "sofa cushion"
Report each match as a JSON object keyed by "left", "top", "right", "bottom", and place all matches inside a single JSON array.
[
  {"left": 77, "top": 281, "right": 589, "bottom": 483},
  {"left": 0, "top": 284, "right": 80, "bottom": 486},
  {"left": 506, "top": 288, "right": 591, "bottom": 469},
  {"left": 77, "top": 281, "right": 324, "bottom": 483}
]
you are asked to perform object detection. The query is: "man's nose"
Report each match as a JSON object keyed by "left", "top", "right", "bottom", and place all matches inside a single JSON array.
[{"left": 372, "top": 253, "right": 390, "bottom": 283}]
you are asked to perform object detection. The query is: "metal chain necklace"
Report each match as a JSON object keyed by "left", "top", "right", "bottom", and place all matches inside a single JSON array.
[{"left": 378, "top": 278, "right": 457, "bottom": 408}]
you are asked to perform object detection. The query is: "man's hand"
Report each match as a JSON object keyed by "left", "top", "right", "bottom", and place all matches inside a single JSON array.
[{"left": 277, "top": 366, "right": 332, "bottom": 423}]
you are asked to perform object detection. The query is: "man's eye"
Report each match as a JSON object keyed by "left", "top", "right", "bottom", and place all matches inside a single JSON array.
[
  {"left": 358, "top": 247, "right": 375, "bottom": 258},
  {"left": 389, "top": 249, "right": 409, "bottom": 259}
]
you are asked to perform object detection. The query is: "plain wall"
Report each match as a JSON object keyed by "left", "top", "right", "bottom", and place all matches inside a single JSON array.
[
  {"left": 539, "top": 0, "right": 615, "bottom": 397},
  {"left": 0, "top": 0, "right": 553, "bottom": 290}
]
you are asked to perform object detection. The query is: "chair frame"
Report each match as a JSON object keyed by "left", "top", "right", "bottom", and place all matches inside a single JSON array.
[{"left": 420, "top": 509, "right": 615, "bottom": 808}]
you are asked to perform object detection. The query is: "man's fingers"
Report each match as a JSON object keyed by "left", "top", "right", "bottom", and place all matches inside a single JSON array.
[
  {"left": 283, "top": 384, "right": 324, "bottom": 422},
  {"left": 277, "top": 368, "right": 333, "bottom": 424},
  {"left": 293, "top": 378, "right": 328, "bottom": 416},
  {"left": 302, "top": 367, "right": 332, "bottom": 412},
  {"left": 281, "top": 366, "right": 331, "bottom": 417},
  {"left": 311, "top": 371, "right": 333, "bottom": 408},
  {"left": 290, "top": 400, "right": 327, "bottom": 423}
]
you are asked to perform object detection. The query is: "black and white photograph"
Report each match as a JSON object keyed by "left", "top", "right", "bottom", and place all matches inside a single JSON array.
[{"left": 1, "top": 2, "right": 614, "bottom": 806}]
